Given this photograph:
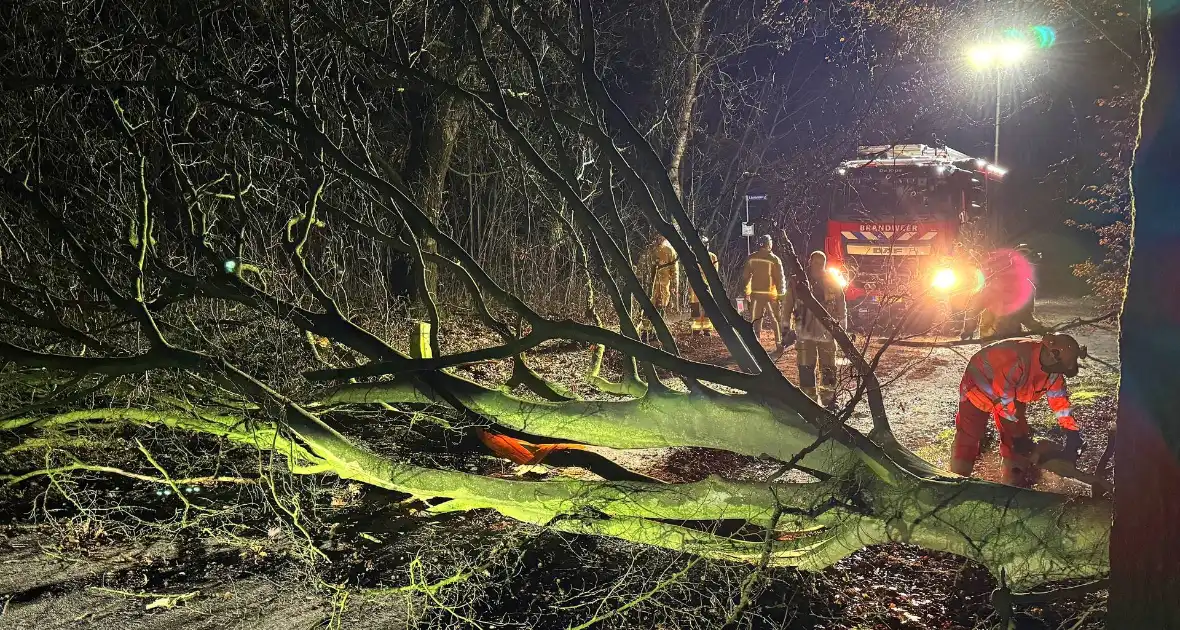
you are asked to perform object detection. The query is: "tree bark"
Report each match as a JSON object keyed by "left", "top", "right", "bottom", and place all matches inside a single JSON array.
[
  {"left": 1108, "top": 3, "right": 1180, "bottom": 626},
  {"left": 401, "top": 91, "right": 466, "bottom": 298},
  {"left": 6, "top": 389, "right": 1111, "bottom": 590},
  {"left": 664, "top": 0, "right": 710, "bottom": 202}
]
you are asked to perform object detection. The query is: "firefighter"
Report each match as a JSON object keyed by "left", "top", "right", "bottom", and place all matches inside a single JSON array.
[
  {"left": 949, "top": 333, "right": 1088, "bottom": 487},
  {"left": 783, "top": 251, "right": 848, "bottom": 408},
  {"left": 961, "top": 249, "right": 1047, "bottom": 340},
  {"left": 743, "top": 235, "right": 786, "bottom": 349},
  {"left": 639, "top": 234, "right": 679, "bottom": 343},
  {"left": 688, "top": 237, "right": 720, "bottom": 336}
]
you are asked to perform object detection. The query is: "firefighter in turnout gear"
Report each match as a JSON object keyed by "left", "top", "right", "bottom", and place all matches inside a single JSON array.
[
  {"left": 961, "top": 248, "right": 1047, "bottom": 340},
  {"left": 743, "top": 235, "right": 786, "bottom": 349},
  {"left": 949, "top": 334, "right": 1087, "bottom": 487},
  {"left": 638, "top": 234, "right": 679, "bottom": 343},
  {"left": 688, "top": 237, "right": 720, "bottom": 336},
  {"left": 783, "top": 251, "right": 848, "bottom": 408}
]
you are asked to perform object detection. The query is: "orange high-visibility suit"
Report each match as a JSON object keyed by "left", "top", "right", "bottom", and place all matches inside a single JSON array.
[
  {"left": 689, "top": 250, "right": 720, "bottom": 333},
  {"left": 743, "top": 249, "right": 786, "bottom": 345},
  {"left": 950, "top": 337, "right": 1079, "bottom": 486},
  {"left": 474, "top": 428, "right": 659, "bottom": 483},
  {"left": 475, "top": 428, "right": 584, "bottom": 465}
]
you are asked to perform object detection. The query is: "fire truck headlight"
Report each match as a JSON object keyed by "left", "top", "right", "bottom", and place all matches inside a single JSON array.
[
  {"left": 828, "top": 266, "right": 849, "bottom": 289},
  {"left": 931, "top": 267, "right": 958, "bottom": 292}
]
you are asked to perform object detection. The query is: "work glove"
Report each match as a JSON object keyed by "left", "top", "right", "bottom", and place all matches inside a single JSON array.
[
  {"left": 1062, "top": 429, "right": 1085, "bottom": 463},
  {"left": 1011, "top": 436, "right": 1036, "bottom": 458}
]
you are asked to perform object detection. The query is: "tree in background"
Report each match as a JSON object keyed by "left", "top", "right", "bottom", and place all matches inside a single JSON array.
[{"left": 1052, "top": 0, "right": 1148, "bottom": 307}]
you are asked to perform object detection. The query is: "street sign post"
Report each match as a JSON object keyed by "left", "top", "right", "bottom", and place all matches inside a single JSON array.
[{"left": 744, "top": 194, "right": 766, "bottom": 254}]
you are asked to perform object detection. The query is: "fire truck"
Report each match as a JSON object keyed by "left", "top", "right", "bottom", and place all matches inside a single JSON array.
[{"left": 820, "top": 144, "right": 1005, "bottom": 330}]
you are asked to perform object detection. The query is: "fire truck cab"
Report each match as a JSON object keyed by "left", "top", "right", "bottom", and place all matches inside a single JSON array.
[{"left": 821, "top": 144, "right": 1004, "bottom": 331}]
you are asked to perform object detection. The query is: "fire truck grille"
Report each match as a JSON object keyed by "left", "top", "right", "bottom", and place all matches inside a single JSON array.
[{"left": 849, "top": 257, "right": 923, "bottom": 294}]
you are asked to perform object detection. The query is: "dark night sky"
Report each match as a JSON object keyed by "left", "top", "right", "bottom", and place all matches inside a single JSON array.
[
  {"left": 605, "top": 1, "right": 1134, "bottom": 295},
  {"left": 818, "top": 8, "right": 1131, "bottom": 296},
  {"left": 946, "top": 25, "right": 1130, "bottom": 295}
]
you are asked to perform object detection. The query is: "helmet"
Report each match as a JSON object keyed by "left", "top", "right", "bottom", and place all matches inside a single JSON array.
[
  {"left": 758, "top": 235, "right": 773, "bottom": 248},
  {"left": 1042, "top": 333, "right": 1086, "bottom": 377}
]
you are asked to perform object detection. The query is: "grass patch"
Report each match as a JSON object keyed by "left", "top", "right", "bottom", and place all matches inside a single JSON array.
[
  {"left": 1070, "top": 370, "right": 1120, "bottom": 401},
  {"left": 1069, "top": 390, "right": 1106, "bottom": 405},
  {"left": 914, "top": 427, "right": 957, "bottom": 468}
]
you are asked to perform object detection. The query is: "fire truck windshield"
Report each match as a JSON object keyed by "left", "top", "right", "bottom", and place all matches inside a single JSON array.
[{"left": 832, "top": 167, "right": 956, "bottom": 221}]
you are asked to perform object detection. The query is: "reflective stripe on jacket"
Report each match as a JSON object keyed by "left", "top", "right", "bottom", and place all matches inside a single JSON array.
[
  {"left": 743, "top": 250, "right": 786, "bottom": 297},
  {"left": 959, "top": 338, "right": 1078, "bottom": 431}
]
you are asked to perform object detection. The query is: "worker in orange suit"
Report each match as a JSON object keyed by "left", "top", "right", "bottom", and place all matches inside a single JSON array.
[
  {"left": 743, "top": 235, "right": 786, "bottom": 350},
  {"left": 949, "top": 333, "right": 1088, "bottom": 487},
  {"left": 688, "top": 236, "right": 720, "bottom": 336}
]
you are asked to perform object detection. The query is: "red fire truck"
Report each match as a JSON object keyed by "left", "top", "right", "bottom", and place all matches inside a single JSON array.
[{"left": 821, "top": 144, "right": 1005, "bottom": 329}]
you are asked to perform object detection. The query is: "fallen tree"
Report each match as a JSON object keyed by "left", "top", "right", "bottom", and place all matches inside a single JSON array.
[{"left": 0, "top": 0, "right": 1114, "bottom": 606}]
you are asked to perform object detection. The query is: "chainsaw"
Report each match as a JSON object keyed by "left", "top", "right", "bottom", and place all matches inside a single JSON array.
[{"left": 1029, "top": 438, "right": 1114, "bottom": 497}]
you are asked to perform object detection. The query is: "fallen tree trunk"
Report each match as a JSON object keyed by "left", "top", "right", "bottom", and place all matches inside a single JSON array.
[{"left": 6, "top": 381, "right": 1110, "bottom": 590}]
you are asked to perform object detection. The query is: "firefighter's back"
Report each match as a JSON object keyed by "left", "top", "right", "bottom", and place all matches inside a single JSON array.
[{"left": 745, "top": 250, "right": 781, "bottom": 294}]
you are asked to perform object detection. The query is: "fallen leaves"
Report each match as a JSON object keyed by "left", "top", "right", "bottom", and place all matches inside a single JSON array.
[{"left": 145, "top": 590, "right": 200, "bottom": 610}]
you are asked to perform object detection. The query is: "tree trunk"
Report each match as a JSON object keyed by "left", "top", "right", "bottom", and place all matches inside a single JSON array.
[
  {"left": 664, "top": 0, "right": 710, "bottom": 202},
  {"left": 402, "top": 91, "right": 466, "bottom": 298},
  {"left": 1108, "top": 3, "right": 1180, "bottom": 626}
]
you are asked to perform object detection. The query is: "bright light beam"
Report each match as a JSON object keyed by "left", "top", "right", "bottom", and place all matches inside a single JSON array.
[
  {"left": 968, "top": 45, "right": 997, "bottom": 69},
  {"left": 997, "top": 40, "right": 1030, "bottom": 65},
  {"left": 932, "top": 268, "right": 958, "bottom": 292},
  {"left": 827, "top": 267, "right": 849, "bottom": 289},
  {"left": 967, "top": 38, "right": 1033, "bottom": 69}
]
